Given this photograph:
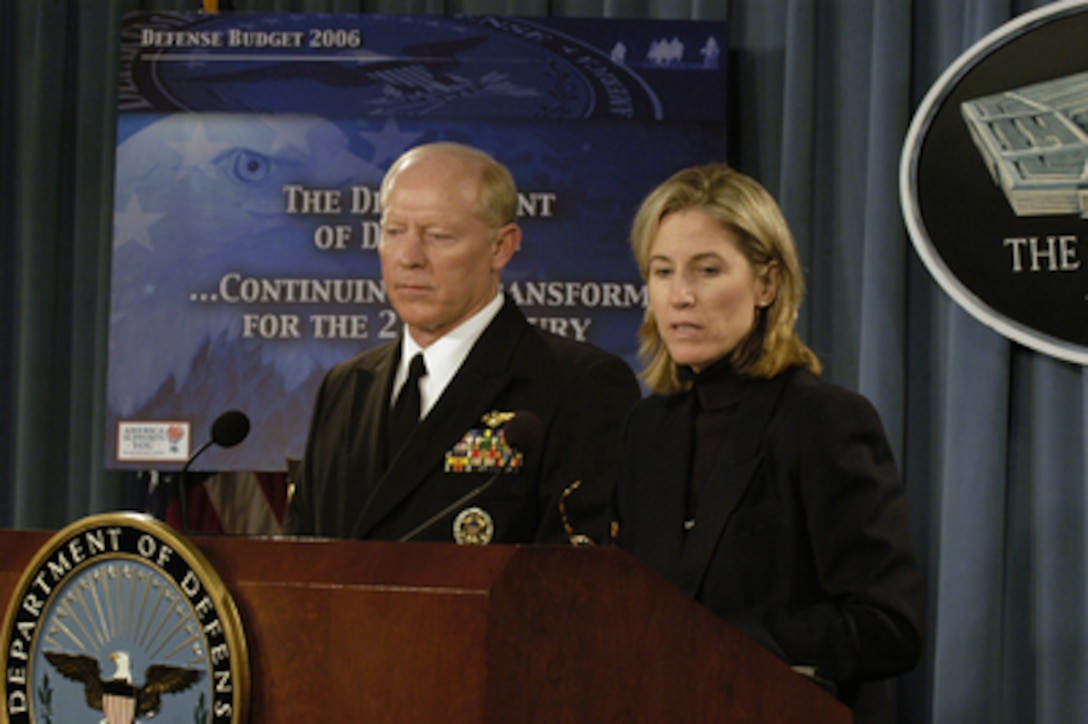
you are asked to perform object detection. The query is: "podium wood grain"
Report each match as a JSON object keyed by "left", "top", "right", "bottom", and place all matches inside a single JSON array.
[{"left": 1, "top": 530, "right": 849, "bottom": 722}]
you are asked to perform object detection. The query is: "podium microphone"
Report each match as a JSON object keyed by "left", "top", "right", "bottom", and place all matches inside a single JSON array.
[
  {"left": 178, "top": 410, "right": 250, "bottom": 534},
  {"left": 399, "top": 411, "right": 543, "bottom": 543}
]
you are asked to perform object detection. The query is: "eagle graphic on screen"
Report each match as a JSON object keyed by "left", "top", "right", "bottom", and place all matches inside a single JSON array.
[
  {"left": 108, "top": 113, "right": 391, "bottom": 468},
  {"left": 43, "top": 650, "right": 202, "bottom": 722}
]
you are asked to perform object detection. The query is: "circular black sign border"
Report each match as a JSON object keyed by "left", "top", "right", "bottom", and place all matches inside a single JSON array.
[{"left": 900, "top": 0, "right": 1088, "bottom": 365}]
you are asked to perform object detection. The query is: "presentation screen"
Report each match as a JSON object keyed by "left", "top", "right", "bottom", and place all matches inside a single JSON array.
[{"left": 107, "top": 12, "right": 728, "bottom": 471}]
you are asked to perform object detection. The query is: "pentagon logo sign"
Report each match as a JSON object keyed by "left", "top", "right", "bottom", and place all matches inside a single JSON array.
[
  {"left": 900, "top": 0, "right": 1088, "bottom": 364},
  {"left": 2, "top": 513, "right": 249, "bottom": 723}
]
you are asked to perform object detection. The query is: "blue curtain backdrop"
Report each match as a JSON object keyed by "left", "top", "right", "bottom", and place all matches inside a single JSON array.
[{"left": 1, "top": 1, "right": 1083, "bottom": 722}]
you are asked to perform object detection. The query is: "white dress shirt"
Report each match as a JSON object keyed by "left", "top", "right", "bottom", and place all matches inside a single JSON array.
[{"left": 391, "top": 292, "right": 504, "bottom": 419}]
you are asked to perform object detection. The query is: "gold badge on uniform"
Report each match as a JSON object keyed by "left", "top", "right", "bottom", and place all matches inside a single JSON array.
[
  {"left": 480, "top": 410, "right": 516, "bottom": 428},
  {"left": 452, "top": 506, "right": 494, "bottom": 545}
]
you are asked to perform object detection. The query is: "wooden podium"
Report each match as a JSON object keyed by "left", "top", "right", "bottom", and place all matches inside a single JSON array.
[{"left": 1, "top": 529, "right": 849, "bottom": 722}]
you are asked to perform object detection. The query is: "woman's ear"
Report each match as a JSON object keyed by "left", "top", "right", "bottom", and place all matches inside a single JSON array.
[{"left": 757, "top": 260, "right": 780, "bottom": 308}]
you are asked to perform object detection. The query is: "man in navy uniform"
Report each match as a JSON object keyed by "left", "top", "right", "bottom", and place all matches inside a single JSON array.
[{"left": 284, "top": 142, "right": 640, "bottom": 544}]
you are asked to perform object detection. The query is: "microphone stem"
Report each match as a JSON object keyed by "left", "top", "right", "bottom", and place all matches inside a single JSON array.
[
  {"left": 398, "top": 472, "right": 502, "bottom": 542},
  {"left": 178, "top": 474, "right": 190, "bottom": 535},
  {"left": 179, "top": 440, "right": 213, "bottom": 535}
]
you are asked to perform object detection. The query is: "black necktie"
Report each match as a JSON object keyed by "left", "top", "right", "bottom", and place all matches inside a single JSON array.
[{"left": 388, "top": 353, "right": 426, "bottom": 459}]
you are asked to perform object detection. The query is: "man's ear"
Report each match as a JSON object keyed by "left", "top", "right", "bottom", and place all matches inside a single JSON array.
[{"left": 491, "top": 223, "right": 522, "bottom": 272}]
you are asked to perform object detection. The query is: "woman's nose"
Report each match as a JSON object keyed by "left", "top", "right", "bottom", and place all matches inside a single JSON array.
[{"left": 670, "top": 275, "right": 694, "bottom": 307}]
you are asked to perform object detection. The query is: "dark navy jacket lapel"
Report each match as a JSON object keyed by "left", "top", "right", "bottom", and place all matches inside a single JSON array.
[
  {"left": 337, "top": 343, "right": 396, "bottom": 534},
  {"left": 349, "top": 301, "right": 525, "bottom": 538},
  {"left": 674, "top": 371, "right": 794, "bottom": 596},
  {"left": 637, "top": 397, "right": 694, "bottom": 577}
]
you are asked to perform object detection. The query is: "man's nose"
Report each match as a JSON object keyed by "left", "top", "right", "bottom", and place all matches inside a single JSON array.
[{"left": 395, "top": 229, "right": 427, "bottom": 266}]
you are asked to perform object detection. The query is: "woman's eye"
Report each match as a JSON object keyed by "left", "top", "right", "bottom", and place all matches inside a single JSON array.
[
  {"left": 698, "top": 265, "right": 720, "bottom": 276},
  {"left": 651, "top": 267, "right": 672, "bottom": 278}
]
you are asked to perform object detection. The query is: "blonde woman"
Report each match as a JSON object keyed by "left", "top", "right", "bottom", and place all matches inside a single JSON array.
[{"left": 615, "top": 164, "right": 923, "bottom": 723}]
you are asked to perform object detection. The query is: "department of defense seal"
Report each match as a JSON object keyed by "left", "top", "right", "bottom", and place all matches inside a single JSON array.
[{"left": 2, "top": 513, "right": 250, "bottom": 723}]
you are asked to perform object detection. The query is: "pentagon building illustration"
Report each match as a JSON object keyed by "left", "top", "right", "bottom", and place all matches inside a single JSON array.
[{"left": 962, "top": 71, "right": 1088, "bottom": 217}]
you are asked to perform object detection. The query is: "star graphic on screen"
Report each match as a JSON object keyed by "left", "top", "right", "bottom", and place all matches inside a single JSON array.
[
  {"left": 359, "top": 118, "right": 423, "bottom": 166},
  {"left": 113, "top": 194, "right": 165, "bottom": 250},
  {"left": 268, "top": 117, "right": 323, "bottom": 155},
  {"left": 168, "top": 120, "right": 231, "bottom": 179}
]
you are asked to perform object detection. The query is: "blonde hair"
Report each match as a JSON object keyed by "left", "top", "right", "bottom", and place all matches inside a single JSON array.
[
  {"left": 630, "top": 163, "right": 821, "bottom": 394},
  {"left": 380, "top": 141, "right": 518, "bottom": 229}
]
